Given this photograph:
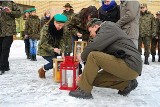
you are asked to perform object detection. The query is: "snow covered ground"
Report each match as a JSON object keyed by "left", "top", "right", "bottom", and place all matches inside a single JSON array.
[{"left": 0, "top": 40, "right": 160, "bottom": 107}]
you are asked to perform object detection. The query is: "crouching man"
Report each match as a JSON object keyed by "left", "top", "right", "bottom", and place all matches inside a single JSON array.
[{"left": 69, "top": 18, "right": 142, "bottom": 99}]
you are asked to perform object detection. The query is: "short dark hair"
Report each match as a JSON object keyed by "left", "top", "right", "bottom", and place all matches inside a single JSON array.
[{"left": 87, "top": 18, "right": 102, "bottom": 28}]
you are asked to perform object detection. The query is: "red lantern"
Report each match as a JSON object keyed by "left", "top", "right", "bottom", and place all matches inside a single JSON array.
[{"left": 59, "top": 56, "right": 79, "bottom": 90}]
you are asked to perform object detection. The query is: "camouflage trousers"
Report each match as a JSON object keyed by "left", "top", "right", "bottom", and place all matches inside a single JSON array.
[
  {"left": 151, "top": 37, "right": 160, "bottom": 56},
  {"left": 78, "top": 51, "right": 138, "bottom": 93},
  {"left": 138, "top": 36, "right": 151, "bottom": 57}
]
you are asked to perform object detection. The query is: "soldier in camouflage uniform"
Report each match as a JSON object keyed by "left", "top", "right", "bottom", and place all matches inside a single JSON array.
[
  {"left": 37, "top": 14, "right": 67, "bottom": 78},
  {"left": 24, "top": 8, "right": 40, "bottom": 61},
  {"left": 67, "top": 6, "right": 98, "bottom": 43},
  {"left": 138, "top": 3, "right": 156, "bottom": 65},
  {"left": 0, "top": 1, "right": 21, "bottom": 75},
  {"left": 62, "top": 3, "right": 75, "bottom": 55},
  {"left": 21, "top": 9, "right": 31, "bottom": 59},
  {"left": 40, "top": 10, "right": 51, "bottom": 28},
  {"left": 151, "top": 11, "right": 160, "bottom": 62}
]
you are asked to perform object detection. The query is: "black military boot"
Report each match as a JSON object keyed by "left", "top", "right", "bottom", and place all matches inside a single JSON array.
[
  {"left": 118, "top": 79, "right": 138, "bottom": 96},
  {"left": 33, "top": 55, "right": 37, "bottom": 61},
  {"left": 30, "top": 55, "right": 34, "bottom": 61},
  {"left": 144, "top": 56, "right": 149, "bottom": 65},
  {"left": 0, "top": 70, "right": 5, "bottom": 75},
  {"left": 69, "top": 87, "right": 93, "bottom": 99},
  {"left": 152, "top": 55, "right": 155, "bottom": 62},
  {"left": 158, "top": 56, "right": 160, "bottom": 62}
]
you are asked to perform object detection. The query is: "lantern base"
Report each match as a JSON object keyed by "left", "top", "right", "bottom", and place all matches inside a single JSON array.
[{"left": 59, "top": 86, "right": 78, "bottom": 91}]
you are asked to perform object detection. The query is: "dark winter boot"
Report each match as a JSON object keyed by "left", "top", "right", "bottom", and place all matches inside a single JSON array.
[
  {"left": 158, "top": 56, "right": 160, "bottom": 62},
  {"left": 69, "top": 87, "right": 93, "bottom": 99},
  {"left": 144, "top": 56, "right": 149, "bottom": 65},
  {"left": 118, "top": 79, "right": 138, "bottom": 96},
  {"left": 0, "top": 70, "right": 5, "bottom": 75},
  {"left": 30, "top": 55, "right": 34, "bottom": 61},
  {"left": 33, "top": 55, "right": 37, "bottom": 61},
  {"left": 0, "top": 65, "right": 10, "bottom": 72},
  {"left": 152, "top": 55, "right": 155, "bottom": 62}
]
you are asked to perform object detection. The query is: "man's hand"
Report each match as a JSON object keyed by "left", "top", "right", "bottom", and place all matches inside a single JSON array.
[
  {"left": 4, "top": 7, "right": 11, "bottom": 13},
  {"left": 76, "top": 74, "right": 81, "bottom": 82},
  {"left": 54, "top": 48, "right": 61, "bottom": 54},
  {"left": 77, "top": 32, "right": 82, "bottom": 38}
]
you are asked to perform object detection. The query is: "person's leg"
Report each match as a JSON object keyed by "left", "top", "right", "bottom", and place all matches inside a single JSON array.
[
  {"left": 0, "top": 37, "right": 4, "bottom": 60},
  {"left": 78, "top": 51, "right": 139, "bottom": 93},
  {"left": 0, "top": 36, "right": 13, "bottom": 71},
  {"left": 151, "top": 37, "right": 157, "bottom": 62},
  {"left": 33, "top": 39, "right": 37, "bottom": 61},
  {"left": 29, "top": 39, "right": 34, "bottom": 60},
  {"left": 143, "top": 36, "right": 151, "bottom": 65},
  {"left": 42, "top": 56, "right": 55, "bottom": 70},
  {"left": 158, "top": 38, "right": 160, "bottom": 62},
  {"left": 24, "top": 39, "right": 30, "bottom": 59}
]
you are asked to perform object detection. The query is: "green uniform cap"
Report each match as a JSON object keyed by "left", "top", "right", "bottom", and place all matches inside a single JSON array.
[
  {"left": 54, "top": 14, "right": 68, "bottom": 23},
  {"left": 23, "top": 9, "right": 30, "bottom": 13},
  {"left": 30, "top": 8, "right": 36, "bottom": 12},
  {"left": 87, "top": 18, "right": 102, "bottom": 28}
]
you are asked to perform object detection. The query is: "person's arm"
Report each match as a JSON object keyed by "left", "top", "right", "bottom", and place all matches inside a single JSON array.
[
  {"left": 116, "top": 1, "right": 140, "bottom": 27},
  {"left": 39, "top": 26, "right": 55, "bottom": 55},
  {"left": 8, "top": 2, "right": 21, "bottom": 18},
  {"left": 81, "top": 22, "right": 121, "bottom": 61},
  {"left": 151, "top": 15, "right": 157, "bottom": 38}
]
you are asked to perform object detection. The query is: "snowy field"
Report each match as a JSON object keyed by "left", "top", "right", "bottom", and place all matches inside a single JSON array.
[{"left": 0, "top": 40, "right": 160, "bottom": 107}]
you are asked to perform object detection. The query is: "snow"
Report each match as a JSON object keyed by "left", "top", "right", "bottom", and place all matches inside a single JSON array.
[{"left": 0, "top": 40, "right": 160, "bottom": 107}]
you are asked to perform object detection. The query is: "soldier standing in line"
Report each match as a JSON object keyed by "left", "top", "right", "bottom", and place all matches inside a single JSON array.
[
  {"left": 0, "top": 1, "right": 21, "bottom": 75},
  {"left": 24, "top": 8, "right": 41, "bottom": 61},
  {"left": 138, "top": 3, "right": 156, "bottom": 65},
  {"left": 22, "top": 9, "right": 31, "bottom": 59},
  {"left": 62, "top": 3, "right": 75, "bottom": 55},
  {"left": 151, "top": 11, "right": 160, "bottom": 62}
]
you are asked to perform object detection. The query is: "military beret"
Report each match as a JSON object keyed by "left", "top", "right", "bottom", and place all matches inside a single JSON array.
[
  {"left": 140, "top": 3, "right": 147, "bottom": 8},
  {"left": 23, "top": 9, "right": 30, "bottom": 13},
  {"left": 156, "top": 11, "right": 160, "bottom": 15},
  {"left": 30, "top": 8, "right": 36, "bottom": 12},
  {"left": 54, "top": 14, "right": 68, "bottom": 23},
  {"left": 87, "top": 18, "right": 102, "bottom": 28}
]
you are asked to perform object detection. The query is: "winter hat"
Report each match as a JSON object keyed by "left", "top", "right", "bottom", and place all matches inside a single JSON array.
[
  {"left": 140, "top": 3, "right": 147, "bottom": 8},
  {"left": 54, "top": 14, "right": 68, "bottom": 23},
  {"left": 63, "top": 3, "right": 73, "bottom": 8},
  {"left": 87, "top": 18, "right": 102, "bottom": 28}
]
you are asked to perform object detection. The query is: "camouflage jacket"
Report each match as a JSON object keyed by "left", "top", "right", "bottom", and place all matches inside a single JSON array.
[
  {"left": 40, "top": 17, "right": 50, "bottom": 28},
  {"left": 67, "top": 13, "right": 90, "bottom": 41},
  {"left": 62, "top": 9, "right": 74, "bottom": 21},
  {"left": 156, "top": 18, "right": 160, "bottom": 37},
  {"left": 37, "top": 25, "right": 64, "bottom": 56},
  {"left": 139, "top": 11, "right": 156, "bottom": 37},
  {"left": 24, "top": 15, "right": 40, "bottom": 40},
  {"left": 0, "top": 1, "right": 21, "bottom": 37}
]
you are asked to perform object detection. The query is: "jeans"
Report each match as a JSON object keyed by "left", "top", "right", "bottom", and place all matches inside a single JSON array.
[
  {"left": 29, "top": 39, "right": 37, "bottom": 55},
  {"left": 42, "top": 56, "right": 56, "bottom": 70}
]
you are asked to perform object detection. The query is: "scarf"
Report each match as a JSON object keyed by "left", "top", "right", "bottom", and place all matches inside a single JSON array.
[{"left": 102, "top": 0, "right": 116, "bottom": 11}]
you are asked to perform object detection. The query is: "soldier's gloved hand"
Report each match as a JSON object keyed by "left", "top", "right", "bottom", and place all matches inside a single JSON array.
[{"left": 77, "top": 32, "right": 82, "bottom": 37}]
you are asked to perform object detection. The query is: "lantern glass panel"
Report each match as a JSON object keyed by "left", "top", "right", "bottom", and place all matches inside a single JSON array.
[
  {"left": 62, "top": 69, "right": 67, "bottom": 87},
  {"left": 67, "top": 69, "right": 73, "bottom": 87}
]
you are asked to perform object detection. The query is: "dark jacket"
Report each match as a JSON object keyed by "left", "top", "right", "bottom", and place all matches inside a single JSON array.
[
  {"left": 81, "top": 21, "right": 142, "bottom": 75},
  {"left": 98, "top": 5, "right": 120, "bottom": 23},
  {"left": 0, "top": 1, "right": 21, "bottom": 37}
]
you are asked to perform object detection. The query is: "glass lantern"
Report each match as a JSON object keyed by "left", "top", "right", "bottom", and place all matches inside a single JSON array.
[{"left": 59, "top": 56, "right": 79, "bottom": 90}]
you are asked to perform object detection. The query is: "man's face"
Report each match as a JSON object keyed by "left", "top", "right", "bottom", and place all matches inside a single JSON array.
[
  {"left": 54, "top": 21, "right": 65, "bottom": 30},
  {"left": 103, "top": 0, "right": 111, "bottom": 5},
  {"left": 88, "top": 25, "right": 97, "bottom": 37},
  {"left": 65, "top": 7, "right": 71, "bottom": 12},
  {"left": 31, "top": 11, "right": 36, "bottom": 16},
  {"left": 140, "top": 7, "right": 147, "bottom": 13}
]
